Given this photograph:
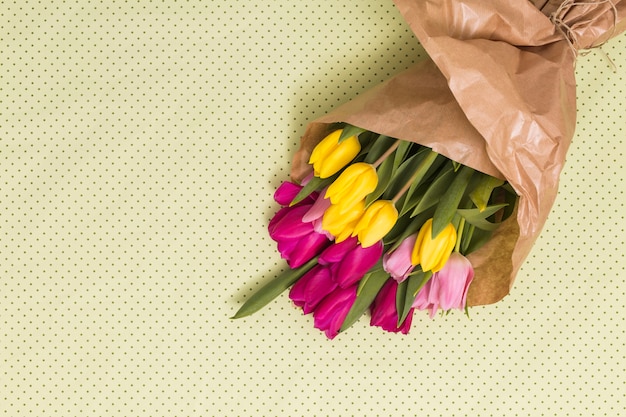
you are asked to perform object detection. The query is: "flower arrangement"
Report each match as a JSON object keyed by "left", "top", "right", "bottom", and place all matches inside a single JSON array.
[
  {"left": 233, "top": 125, "right": 518, "bottom": 338},
  {"left": 232, "top": 0, "right": 626, "bottom": 339}
]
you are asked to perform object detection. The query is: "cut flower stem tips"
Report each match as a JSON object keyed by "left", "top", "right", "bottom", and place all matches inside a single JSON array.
[{"left": 233, "top": 124, "right": 519, "bottom": 339}]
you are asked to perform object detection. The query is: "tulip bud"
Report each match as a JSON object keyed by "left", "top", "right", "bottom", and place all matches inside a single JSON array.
[
  {"left": 383, "top": 234, "right": 418, "bottom": 282},
  {"left": 412, "top": 252, "right": 474, "bottom": 318},
  {"left": 318, "top": 236, "right": 384, "bottom": 288},
  {"left": 370, "top": 279, "right": 414, "bottom": 334},
  {"left": 312, "top": 284, "right": 358, "bottom": 339},
  {"left": 411, "top": 218, "right": 457, "bottom": 272},
  {"left": 325, "top": 162, "right": 378, "bottom": 209},
  {"left": 308, "top": 129, "right": 361, "bottom": 178},
  {"left": 321, "top": 200, "right": 365, "bottom": 243},
  {"left": 351, "top": 200, "right": 398, "bottom": 248}
]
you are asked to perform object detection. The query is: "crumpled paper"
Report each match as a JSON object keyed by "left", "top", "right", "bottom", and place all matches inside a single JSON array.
[{"left": 290, "top": 0, "right": 626, "bottom": 306}]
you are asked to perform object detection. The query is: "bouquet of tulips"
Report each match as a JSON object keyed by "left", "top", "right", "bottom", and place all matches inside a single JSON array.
[
  {"left": 233, "top": 0, "right": 626, "bottom": 339},
  {"left": 233, "top": 125, "right": 518, "bottom": 338}
]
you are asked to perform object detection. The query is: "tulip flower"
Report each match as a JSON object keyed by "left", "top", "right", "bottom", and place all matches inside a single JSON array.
[
  {"left": 268, "top": 204, "right": 331, "bottom": 268},
  {"left": 318, "top": 236, "right": 383, "bottom": 288},
  {"left": 274, "top": 181, "right": 310, "bottom": 206},
  {"left": 308, "top": 129, "right": 361, "bottom": 178},
  {"left": 370, "top": 279, "right": 414, "bottom": 334},
  {"left": 312, "top": 284, "right": 358, "bottom": 339},
  {"left": 411, "top": 218, "right": 457, "bottom": 272},
  {"left": 322, "top": 199, "right": 366, "bottom": 243},
  {"left": 325, "top": 162, "right": 378, "bottom": 209},
  {"left": 289, "top": 264, "right": 338, "bottom": 314},
  {"left": 383, "top": 234, "right": 418, "bottom": 282},
  {"left": 301, "top": 187, "right": 333, "bottom": 237},
  {"left": 412, "top": 252, "right": 474, "bottom": 318},
  {"left": 351, "top": 200, "right": 398, "bottom": 248}
]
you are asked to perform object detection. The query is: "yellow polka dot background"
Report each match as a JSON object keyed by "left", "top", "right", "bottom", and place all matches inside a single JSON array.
[{"left": 1, "top": 1, "right": 625, "bottom": 416}]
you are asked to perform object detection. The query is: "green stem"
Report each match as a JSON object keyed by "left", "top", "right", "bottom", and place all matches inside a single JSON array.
[
  {"left": 455, "top": 217, "right": 465, "bottom": 253},
  {"left": 372, "top": 140, "right": 400, "bottom": 168},
  {"left": 391, "top": 150, "right": 438, "bottom": 204}
]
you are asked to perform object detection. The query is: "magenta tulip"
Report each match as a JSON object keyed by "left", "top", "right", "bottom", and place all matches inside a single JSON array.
[
  {"left": 318, "top": 236, "right": 383, "bottom": 288},
  {"left": 273, "top": 181, "right": 316, "bottom": 206},
  {"left": 383, "top": 234, "right": 417, "bottom": 283},
  {"left": 289, "top": 264, "right": 339, "bottom": 314},
  {"left": 370, "top": 279, "right": 414, "bottom": 334},
  {"left": 312, "top": 284, "right": 357, "bottom": 339},
  {"left": 268, "top": 203, "right": 331, "bottom": 268},
  {"left": 412, "top": 252, "right": 474, "bottom": 318}
]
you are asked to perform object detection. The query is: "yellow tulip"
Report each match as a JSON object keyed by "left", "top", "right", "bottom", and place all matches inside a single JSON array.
[
  {"left": 325, "top": 162, "right": 378, "bottom": 209},
  {"left": 351, "top": 200, "right": 398, "bottom": 248},
  {"left": 308, "top": 129, "right": 361, "bottom": 178},
  {"left": 411, "top": 218, "right": 457, "bottom": 272},
  {"left": 322, "top": 200, "right": 366, "bottom": 243}
]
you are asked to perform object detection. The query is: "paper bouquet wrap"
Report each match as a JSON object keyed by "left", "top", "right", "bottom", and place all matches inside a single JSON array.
[
  {"left": 291, "top": 0, "right": 626, "bottom": 307},
  {"left": 233, "top": 0, "right": 626, "bottom": 338}
]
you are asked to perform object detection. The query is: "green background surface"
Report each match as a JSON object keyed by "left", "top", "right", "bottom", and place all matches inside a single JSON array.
[{"left": 1, "top": 1, "right": 625, "bottom": 416}]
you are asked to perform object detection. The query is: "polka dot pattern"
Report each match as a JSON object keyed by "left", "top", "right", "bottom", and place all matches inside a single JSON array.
[{"left": 1, "top": 1, "right": 624, "bottom": 416}]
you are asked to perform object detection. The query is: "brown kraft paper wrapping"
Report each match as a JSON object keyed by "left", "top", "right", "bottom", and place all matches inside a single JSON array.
[{"left": 290, "top": 0, "right": 626, "bottom": 306}]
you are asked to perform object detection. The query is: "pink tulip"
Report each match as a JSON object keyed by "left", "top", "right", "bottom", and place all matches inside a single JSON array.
[
  {"left": 302, "top": 187, "right": 333, "bottom": 238},
  {"left": 268, "top": 203, "right": 331, "bottom": 268},
  {"left": 370, "top": 279, "right": 414, "bottom": 334},
  {"left": 312, "top": 284, "right": 357, "bottom": 339},
  {"left": 318, "top": 236, "right": 383, "bottom": 288},
  {"left": 383, "top": 234, "right": 417, "bottom": 282},
  {"left": 412, "top": 252, "right": 474, "bottom": 318},
  {"left": 273, "top": 181, "right": 314, "bottom": 206},
  {"left": 289, "top": 264, "right": 338, "bottom": 314}
]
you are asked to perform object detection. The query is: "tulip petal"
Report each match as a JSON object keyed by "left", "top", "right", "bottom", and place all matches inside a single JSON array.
[
  {"left": 335, "top": 240, "right": 383, "bottom": 288},
  {"left": 269, "top": 206, "right": 314, "bottom": 239},
  {"left": 302, "top": 189, "right": 332, "bottom": 223},
  {"left": 383, "top": 234, "right": 417, "bottom": 282},
  {"left": 313, "top": 285, "right": 357, "bottom": 339},
  {"left": 274, "top": 181, "right": 304, "bottom": 206},
  {"left": 286, "top": 232, "right": 330, "bottom": 269},
  {"left": 318, "top": 237, "right": 359, "bottom": 265},
  {"left": 370, "top": 279, "right": 414, "bottom": 334},
  {"left": 289, "top": 265, "right": 337, "bottom": 314}
]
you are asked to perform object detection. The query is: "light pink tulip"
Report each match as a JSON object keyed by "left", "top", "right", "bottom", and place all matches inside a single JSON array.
[
  {"left": 412, "top": 252, "right": 474, "bottom": 318},
  {"left": 383, "top": 234, "right": 417, "bottom": 282}
]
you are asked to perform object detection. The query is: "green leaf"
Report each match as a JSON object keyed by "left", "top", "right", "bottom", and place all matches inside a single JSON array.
[
  {"left": 231, "top": 257, "right": 318, "bottom": 319},
  {"left": 411, "top": 163, "right": 455, "bottom": 218},
  {"left": 456, "top": 203, "right": 508, "bottom": 232},
  {"left": 383, "top": 148, "right": 432, "bottom": 200},
  {"left": 363, "top": 135, "right": 397, "bottom": 165},
  {"left": 432, "top": 165, "right": 474, "bottom": 237},
  {"left": 393, "top": 140, "right": 415, "bottom": 171},
  {"left": 468, "top": 174, "right": 505, "bottom": 212},
  {"left": 338, "top": 124, "right": 366, "bottom": 143},
  {"left": 399, "top": 151, "right": 441, "bottom": 216},
  {"left": 460, "top": 221, "right": 474, "bottom": 253},
  {"left": 395, "top": 270, "right": 429, "bottom": 327},
  {"left": 339, "top": 268, "right": 390, "bottom": 333},
  {"left": 385, "top": 207, "right": 433, "bottom": 251},
  {"left": 290, "top": 174, "right": 336, "bottom": 206},
  {"left": 395, "top": 278, "right": 408, "bottom": 321},
  {"left": 365, "top": 152, "right": 395, "bottom": 206},
  {"left": 463, "top": 227, "right": 493, "bottom": 254}
]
